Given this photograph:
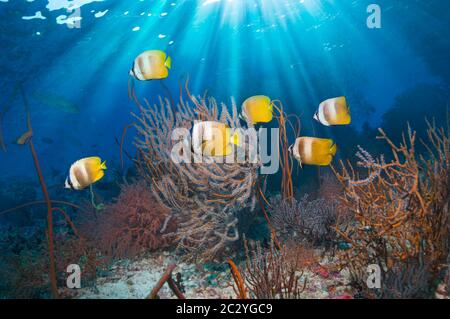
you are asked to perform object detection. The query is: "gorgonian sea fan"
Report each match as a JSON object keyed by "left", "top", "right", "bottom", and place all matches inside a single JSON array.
[{"left": 133, "top": 94, "right": 260, "bottom": 261}]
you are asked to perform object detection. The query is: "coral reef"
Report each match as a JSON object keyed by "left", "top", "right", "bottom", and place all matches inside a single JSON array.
[
  {"left": 317, "top": 171, "right": 344, "bottom": 202},
  {"left": 85, "top": 181, "right": 177, "bottom": 260},
  {"left": 133, "top": 86, "right": 260, "bottom": 261},
  {"left": 241, "top": 241, "right": 316, "bottom": 299},
  {"left": 332, "top": 120, "right": 449, "bottom": 298},
  {"left": 0, "top": 227, "right": 48, "bottom": 298},
  {"left": 270, "top": 194, "right": 339, "bottom": 246},
  {"left": 380, "top": 257, "right": 431, "bottom": 298},
  {"left": 0, "top": 219, "right": 103, "bottom": 298}
]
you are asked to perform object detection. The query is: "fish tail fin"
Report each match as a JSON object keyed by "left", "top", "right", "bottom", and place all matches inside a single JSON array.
[
  {"left": 288, "top": 143, "right": 294, "bottom": 154},
  {"left": 100, "top": 160, "right": 107, "bottom": 170},
  {"left": 268, "top": 99, "right": 274, "bottom": 113},
  {"left": 330, "top": 143, "right": 337, "bottom": 156},
  {"left": 313, "top": 112, "right": 319, "bottom": 121},
  {"left": 165, "top": 56, "right": 172, "bottom": 69}
]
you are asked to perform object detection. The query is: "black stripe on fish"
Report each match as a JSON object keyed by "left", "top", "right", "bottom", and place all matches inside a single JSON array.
[
  {"left": 66, "top": 175, "right": 75, "bottom": 190},
  {"left": 130, "top": 62, "right": 138, "bottom": 78}
]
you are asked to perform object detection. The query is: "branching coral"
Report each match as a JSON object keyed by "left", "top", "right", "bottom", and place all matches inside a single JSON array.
[
  {"left": 133, "top": 86, "right": 260, "bottom": 261},
  {"left": 15, "top": 85, "right": 58, "bottom": 298},
  {"left": 228, "top": 259, "right": 248, "bottom": 299},
  {"left": 1, "top": 85, "right": 91, "bottom": 298},
  {"left": 147, "top": 264, "right": 186, "bottom": 299},
  {"left": 271, "top": 100, "right": 299, "bottom": 202},
  {"left": 87, "top": 181, "right": 177, "bottom": 260},
  {"left": 380, "top": 257, "right": 431, "bottom": 298},
  {"left": 241, "top": 241, "right": 314, "bottom": 299},
  {"left": 332, "top": 120, "right": 449, "bottom": 298},
  {"left": 270, "top": 194, "right": 339, "bottom": 246}
]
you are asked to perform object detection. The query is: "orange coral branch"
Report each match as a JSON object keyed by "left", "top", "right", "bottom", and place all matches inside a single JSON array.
[
  {"left": 228, "top": 259, "right": 247, "bottom": 299},
  {"left": 333, "top": 120, "right": 449, "bottom": 292},
  {"left": 147, "top": 264, "right": 185, "bottom": 299},
  {"left": 52, "top": 207, "right": 80, "bottom": 238},
  {"left": 272, "top": 100, "right": 294, "bottom": 202},
  {"left": 18, "top": 85, "right": 58, "bottom": 298},
  {"left": 167, "top": 277, "right": 186, "bottom": 299},
  {"left": 29, "top": 140, "right": 58, "bottom": 299},
  {"left": 256, "top": 180, "right": 282, "bottom": 251}
]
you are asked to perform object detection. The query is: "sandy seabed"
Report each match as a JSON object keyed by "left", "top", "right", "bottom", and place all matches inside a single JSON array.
[{"left": 65, "top": 251, "right": 355, "bottom": 299}]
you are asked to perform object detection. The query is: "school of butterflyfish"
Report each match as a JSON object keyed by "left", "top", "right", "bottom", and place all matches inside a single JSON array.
[{"left": 65, "top": 49, "right": 351, "bottom": 191}]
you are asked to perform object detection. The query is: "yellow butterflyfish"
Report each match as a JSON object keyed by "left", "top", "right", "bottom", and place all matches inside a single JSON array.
[
  {"left": 130, "top": 50, "right": 171, "bottom": 81},
  {"left": 241, "top": 95, "right": 273, "bottom": 125},
  {"left": 192, "top": 121, "right": 240, "bottom": 157},
  {"left": 291, "top": 137, "right": 337, "bottom": 166},
  {"left": 65, "top": 156, "right": 107, "bottom": 190},
  {"left": 314, "top": 96, "right": 351, "bottom": 126}
]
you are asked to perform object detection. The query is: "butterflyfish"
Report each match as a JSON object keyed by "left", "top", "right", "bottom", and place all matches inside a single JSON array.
[
  {"left": 313, "top": 96, "right": 351, "bottom": 126},
  {"left": 291, "top": 137, "right": 337, "bottom": 166},
  {"left": 241, "top": 95, "right": 273, "bottom": 125},
  {"left": 130, "top": 50, "right": 171, "bottom": 81},
  {"left": 65, "top": 156, "right": 107, "bottom": 190},
  {"left": 192, "top": 121, "right": 240, "bottom": 157}
]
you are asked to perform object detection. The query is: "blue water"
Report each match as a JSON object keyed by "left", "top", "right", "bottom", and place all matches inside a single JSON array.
[{"left": 0, "top": 0, "right": 448, "bottom": 194}]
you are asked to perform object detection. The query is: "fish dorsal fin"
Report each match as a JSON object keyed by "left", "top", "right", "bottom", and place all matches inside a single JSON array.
[
  {"left": 337, "top": 96, "right": 347, "bottom": 105},
  {"left": 82, "top": 156, "right": 101, "bottom": 167}
]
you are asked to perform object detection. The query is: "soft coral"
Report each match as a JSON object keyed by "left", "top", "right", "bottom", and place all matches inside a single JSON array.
[{"left": 93, "top": 181, "right": 177, "bottom": 260}]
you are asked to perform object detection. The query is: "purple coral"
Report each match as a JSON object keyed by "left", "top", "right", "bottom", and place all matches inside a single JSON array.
[{"left": 270, "top": 195, "right": 338, "bottom": 246}]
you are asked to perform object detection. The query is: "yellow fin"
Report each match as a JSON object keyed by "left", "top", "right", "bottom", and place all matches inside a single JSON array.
[
  {"left": 148, "top": 50, "right": 166, "bottom": 61},
  {"left": 81, "top": 157, "right": 101, "bottom": 168},
  {"left": 336, "top": 96, "right": 347, "bottom": 106},
  {"left": 92, "top": 169, "right": 105, "bottom": 184},
  {"left": 231, "top": 131, "right": 239, "bottom": 146},
  {"left": 100, "top": 160, "right": 107, "bottom": 170},
  {"left": 330, "top": 143, "right": 337, "bottom": 156},
  {"left": 165, "top": 56, "right": 171, "bottom": 69},
  {"left": 268, "top": 100, "right": 273, "bottom": 113}
]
